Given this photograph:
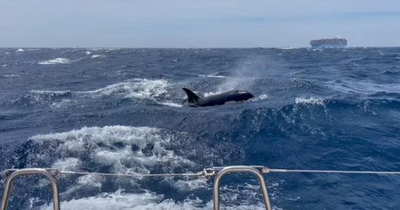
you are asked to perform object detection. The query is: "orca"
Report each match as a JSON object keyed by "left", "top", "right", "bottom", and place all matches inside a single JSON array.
[{"left": 182, "top": 88, "right": 254, "bottom": 107}]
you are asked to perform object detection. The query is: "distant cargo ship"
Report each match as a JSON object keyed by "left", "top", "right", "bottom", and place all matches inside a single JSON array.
[{"left": 310, "top": 37, "right": 347, "bottom": 48}]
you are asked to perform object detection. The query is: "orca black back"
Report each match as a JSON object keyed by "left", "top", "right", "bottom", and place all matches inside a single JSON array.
[{"left": 182, "top": 88, "right": 254, "bottom": 107}]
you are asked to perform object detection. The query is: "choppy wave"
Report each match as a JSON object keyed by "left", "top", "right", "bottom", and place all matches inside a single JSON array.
[
  {"left": 80, "top": 79, "right": 169, "bottom": 99},
  {"left": 39, "top": 192, "right": 268, "bottom": 210},
  {"left": 382, "top": 70, "right": 400, "bottom": 75},
  {"left": 7, "top": 125, "right": 275, "bottom": 209},
  {"left": 50, "top": 99, "right": 75, "bottom": 109},
  {"left": 77, "top": 78, "right": 180, "bottom": 106},
  {"left": 249, "top": 94, "right": 269, "bottom": 102},
  {"left": 38, "top": 58, "right": 71, "bottom": 65},
  {"left": 280, "top": 47, "right": 303, "bottom": 50},
  {"left": 5, "top": 79, "right": 182, "bottom": 108},
  {"left": 159, "top": 102, "right": 183, "bottom": 107},
  {"left": 90, "top": 55, "right": 102, "bottom": 59},
  {"left": 29, "top": 126, "right": 195, "bottom": 173},
  {"left": 324, "top": 80, "right": 400, "bottom": 95},
  {"left": 2, "top": 48, "right": 400, "bottom": 210},
  {"left": 295, "top": 97, "right": 325, "bottom": 105},
  {"left": 0, "top": 74, "right": 20, "bottom": 78},
  {"left": 198, "top": 73, "right": 227, "bottom": 78},
  {"left": 17, "top": 90, "right": 72, "bottom": 106}
]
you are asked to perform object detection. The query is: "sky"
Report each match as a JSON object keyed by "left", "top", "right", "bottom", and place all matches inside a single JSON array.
[{"left": 1, "top": 0, "right": 400, "bottom": 48}]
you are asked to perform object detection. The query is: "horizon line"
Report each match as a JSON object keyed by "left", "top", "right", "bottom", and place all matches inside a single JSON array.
[{"left": 1, "top": 46, "right": 400, "bottom": 49}]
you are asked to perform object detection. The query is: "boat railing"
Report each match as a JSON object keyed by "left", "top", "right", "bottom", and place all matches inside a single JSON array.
[{"left": 2, "top": 166, "right": 400, "bottom": 210}]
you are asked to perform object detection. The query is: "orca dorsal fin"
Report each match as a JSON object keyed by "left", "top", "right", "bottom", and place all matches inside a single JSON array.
[{"left": 182, "top": 88, "right": 200, "bottom": 104}]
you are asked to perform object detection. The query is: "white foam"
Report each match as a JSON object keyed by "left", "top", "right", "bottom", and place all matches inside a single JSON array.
[
  {"left": 24, "top": 90, "right": 71, "bottom": 105},
  {"left": 50, "top": 99, "right": 74, "bottom": 109},
  {"left": 174, "top": 179, "right": 208, "bottom": 191},
  {"left": 30, "top": 126, "right": 231, "bottom": 209},
  {"left": 77, "top": 175, "right": 103, "bottom": 188},
  {"left": 31, "top": 126, "right": 195, "bottom": 175},
  {"left": 29, "top": 126, "right": 284, "bottom": 210},
  {"left": 256, "top": 94, "right": 269, "bottom": 100},
  {"left": 80, "top": 79, "right": 170, "bottom": 101},
  {"left": 2, "top": 74, "right": 20, "bottom": 78},
  {"left": 39, "top": 190, "right": 164, "bottom": 210},
  {"left": 90, "top": 55, "right": 101, "bottom": 59},
  {"left": 94, "top": 149, "right": 131, "bottom": 167},
  {"left": 52, "top": 158, "right": 79, "bottom": 171},
  {"left": 26, "top": 79, "right": 175, "bottom": 107},
  {"left": 159, "top": 102, "right": 183, "bottom": 107},
  {"left": 16, "top": 48, "right": 24, "bottom": 52},
  {"left": 29, "top": 90, "right": 71, "bottom": 95},
  {"left": 4, "top": 52, "right": 10, "bottom": 54},
  {"left": 38, "top": 58, "right": 71, "bottom": 65},
  {"left": 1, "top": 64, "right": 7, "bottom": 67},
  {"left": 280, "top": 47, "right": 302, "bottom": 50},
  {"left": 85, "top": 51, "right": 91, "bottom": 55},
  {"left": 39, "top": 190, "right": 270, "bottom": 210},
  {"left": 295, "top": 97, "right": 325, "bottom": 105},
  {"left": 312, "top": 48, "right": 322, "bottom": 52},
  {"left": 198, "top": 73, "right": 226, "bottom": 78}
]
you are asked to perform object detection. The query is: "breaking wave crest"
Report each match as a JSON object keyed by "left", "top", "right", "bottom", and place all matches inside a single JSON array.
[
  {"left": 6, "top": 125, "right": 275, "bottom": 209},
  {"left": 80, "top": 79, "right": 170, "bottom": 100},
  {"left": 77, "top": 78, "right": 181, "bottom": 106},
  {"left": 295, "top": 97, "right": 325, "bottom": 105},
  {"left": 5, "top": 79, "right": 182, "bottom": 108},
  {"left": 38, "top": 58, "right": 71, "bottom": 65}
]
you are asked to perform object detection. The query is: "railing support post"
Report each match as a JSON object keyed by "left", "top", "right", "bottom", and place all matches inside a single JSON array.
[
  {"left": 1, "top": 168, "right": 60, "bottom": 210},
  {"left": 212, "top": 166, "right": 272, "bottom": 210}
]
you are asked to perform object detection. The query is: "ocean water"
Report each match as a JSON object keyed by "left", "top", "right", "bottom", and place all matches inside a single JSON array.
[{"left": 0, "top": 47, "right": 400, "bottom": 210}]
